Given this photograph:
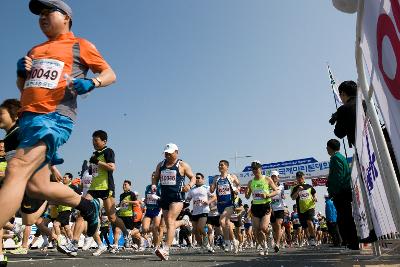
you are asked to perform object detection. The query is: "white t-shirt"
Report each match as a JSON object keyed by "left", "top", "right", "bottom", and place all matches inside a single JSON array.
[
  {"left": 271, "top": 184, "right": 285, "bottom": 211},
  {"left": 81, "top": 170, "right": 93, "bottom": 196},
  {"left": 186, "top": 185, "right": 212, "bottom": 215}
]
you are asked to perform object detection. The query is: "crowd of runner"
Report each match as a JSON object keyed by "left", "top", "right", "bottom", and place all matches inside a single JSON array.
[{"left": 0, "top": 0, "right": 357, "bottom": 266}]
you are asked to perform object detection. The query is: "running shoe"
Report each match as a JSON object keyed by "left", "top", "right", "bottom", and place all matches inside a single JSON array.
[
  {"left": 274, "top": 245, "right": 280, "bottom": 253},
  {"left": 0, "top": 255, "right": 7, "bottom": 267},
  {"left": 223, "top": 242, "right": 231, "bottom": 252},
  {"left": 83, "top": 198, "right": 103, "bottom": 237},
  {"left": 93, "top": 244, "right": 107, "bottom": 256},
  {"left": 155, "top": 248, "right": 169, "bottom": 261},
  {"left": 124, "top": 235, "right": 133, "bottom": 248},
  {"left": 10, "top": 247, "right": 28, "bottom": 255},
  {"left": 207, "top": 246, "right": 215, "bottom": 253},
  {"left": 233, "top": 239, "right": 239, "bottom": 254},
  {"left": 309, "top": 238, "right": 316, "bottom": 246},
  {"left": 109, "top": 245, "right": 119, "bottom": 254},
  {"left": 82, "top": 237, "right": 94, "bottom": 251},
  {"left": 57, "top": 240, "right": 78, "bottom": 257}
]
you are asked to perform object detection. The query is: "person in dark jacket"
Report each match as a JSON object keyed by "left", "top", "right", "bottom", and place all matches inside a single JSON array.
[
  {"left": 326, "top": 139, "right": 359, "bottom": 250},
  {"left": 324, "top": 193, "right": 342, "bottom": 247},
  {"left": 329, "top": 80, "right": 357, "bottom": 147}
]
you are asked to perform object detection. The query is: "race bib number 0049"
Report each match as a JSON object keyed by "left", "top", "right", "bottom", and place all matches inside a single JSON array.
[{"left": 24, "top": 58, "right": 64, "bottom": 90}]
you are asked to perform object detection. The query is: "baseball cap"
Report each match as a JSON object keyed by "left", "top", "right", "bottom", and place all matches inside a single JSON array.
[
  {"left": 251, "top": 160, "right": 262, "bottom": 169},
  {"left": 296, "top": 171, "right": 304, "bottom": 178},
  {"left": 324, "top": 193, "right": 330, "bottom": 198},
  {"left": 29, "top": 0, "right": 73, "bottom": 19},
  {"left": 163, "top": 143, "right": 178, "bottom": 154},
  {"left": 271, "top": 170, "right": 279, "bottom": 176}
]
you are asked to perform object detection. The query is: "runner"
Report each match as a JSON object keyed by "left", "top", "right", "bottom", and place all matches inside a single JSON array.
[
  {"left": 270, "top": 170, "right": 286, "bottom": 252},
  {"left": 230, "top": 197, "right": 245, "bottom": 253},
  {"left": 291, "top": 204, "right": 303, "bottom": 246},
  {"left": 185, "top": 172, "right": 215, "bottom": 252},
  {"left": 112, "top": 180, "right": 137, "bottom": 253},
  {"left": 244, "top": 161, "right": 278, "bottom": 256},
  {"left": 290, "top": 171, "right": 317, "bottom": 246},
  {"left": 0, "top": 0, "right": 115, "bottom": 243},
  {"left": 206, "top": 191, "right": 220, "bottom": 252},
  {"left": 152, "top": 143, "right": 196, "bottom": 261},
  {"left": 0, "top": 140, "right": 7, "bottom": 266},
  {"left": 142, "top": 179, "right": 162, "bottom": 249},
  {"left": 243, "top": 204, "right": 253, "bottom": 248},
  {"left": 210, "top": 160, "right": 240, "bottom": 252},
  {"left": 59, "top": 130, "right": 130, "bottom": 256}
]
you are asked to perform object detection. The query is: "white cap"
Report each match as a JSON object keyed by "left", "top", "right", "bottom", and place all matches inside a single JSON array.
[
  {"left": 163, "top": 143, "right": 178, "bottom": 153},
  {"left": 324, "top": 193, "right": 330, "bottom": 198},
  {"left": 271, "top": 170, "right": 279, "bottom": 176}
]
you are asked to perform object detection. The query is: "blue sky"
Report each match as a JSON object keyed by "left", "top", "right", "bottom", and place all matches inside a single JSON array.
[{"left": 1, "top": 1, "right": 356, "bottom": 212}]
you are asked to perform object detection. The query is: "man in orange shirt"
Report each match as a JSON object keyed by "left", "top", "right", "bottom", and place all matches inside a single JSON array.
[{"left": 0, "top": 0, "right": 116, "bottom": 247}]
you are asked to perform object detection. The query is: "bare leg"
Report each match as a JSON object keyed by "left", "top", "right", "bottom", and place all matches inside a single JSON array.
[{"left": 163, "top": 202, "right": 183, "bottom": 247}]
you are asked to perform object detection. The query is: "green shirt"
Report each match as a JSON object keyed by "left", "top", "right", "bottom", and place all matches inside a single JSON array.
[
  {"left": 250, "top": 176, "right": 271, "bottom": 205},
  {"left": 327, "top": 151, "right": 351, "bottom": 196}
]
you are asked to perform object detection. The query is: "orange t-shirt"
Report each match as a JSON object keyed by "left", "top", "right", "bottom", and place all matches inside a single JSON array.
[{"left": 20, "top": 32, "right": 110, "bottom": 121}]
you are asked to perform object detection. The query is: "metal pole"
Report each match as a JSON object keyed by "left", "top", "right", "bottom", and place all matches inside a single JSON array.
[{"left": 355, "top": 0, "right": 400, "bottom": 231}]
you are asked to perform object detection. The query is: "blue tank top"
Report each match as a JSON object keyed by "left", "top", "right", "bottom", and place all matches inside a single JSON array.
[
  {"left": 159, "top": 159, "right": 186, "bottom": 200},
  {"left": 144, "top": 184, "right": 161, "bottom": 209},
  {"left": 216, "top": 176, "right": 234, "bottom": 205}
]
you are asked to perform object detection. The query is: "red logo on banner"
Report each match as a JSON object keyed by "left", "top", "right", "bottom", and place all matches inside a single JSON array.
[
  {"left": 377, "top": 0, "right": 400, "bottom": 100},
  {"left": 311, "top": 177, "right": 328, "bottom": 187}
]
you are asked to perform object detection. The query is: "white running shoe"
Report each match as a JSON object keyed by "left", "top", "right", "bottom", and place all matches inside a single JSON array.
[
  {"left": 93, "top": 244, "right": 108, "bottom": 256},
  {"left": 155, "top": 248, "right": 169, "bottom": 261},
  {"left": 109, "top": 245, "right": 119, "bottom": 254},
  {"left": 309, "top": 238, "right": 316, "bottom": 247},
  {"left": 223, "top": 242, "right": 231, "bottom": 252},
  {"left": 82, "top": 237, "right": 94, "bottom": 251}
]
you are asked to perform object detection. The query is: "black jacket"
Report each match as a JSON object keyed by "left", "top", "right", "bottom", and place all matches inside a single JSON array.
[{"left": 334, "top": 96, "right": 356, "bottom": 147}]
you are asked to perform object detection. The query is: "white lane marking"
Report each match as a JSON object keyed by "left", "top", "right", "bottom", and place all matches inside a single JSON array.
[{"left": 9, "top": 257, "right": 83, "bottom": 263}]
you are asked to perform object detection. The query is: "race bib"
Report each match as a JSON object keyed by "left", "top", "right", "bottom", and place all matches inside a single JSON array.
[
  {"left": 293, "top": 218, "right": 300, "bottom": 224},
  {"left": 252, "top": 189, "right": 264, "bottom": 200},
  {"left": 217, "top": 183, "right": 231, "bottom": 196},
  {"left": 5, "top": 150, "right": 16, "bottom": 162},
  {"left": 146, "top": 194, "right": 157, "bottom": 205},
  {"left": 120, "top": 202, "right": 128, "bottom": 210},
  {"left": 299, "top": 190, "right": 310, "bottom": 200},
  {"left": 194, "top": 198, "right": 206, "bottom": 207},
  {"left": 24, "top": 58, "right": 64, "bottom": 90},
  {"left": 160, "top": 169, "right": 177, "bottom": 186}
]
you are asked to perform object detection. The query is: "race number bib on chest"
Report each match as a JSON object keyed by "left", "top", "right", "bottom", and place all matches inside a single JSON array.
[
  {"left": 193, "top": 199, "right": 204, "bottom": 207},
  {"left": 146, "top": 194, "right": 157, "bottom": 205},
  {"left": 299, "top": 190, "right": 310, "bottom": 200},
  {"left": 160, "top": 169, "right": 177, "bottom": 186},
  {"left": 217, "top": 183, "right": 231, "bottom": 196},
  {"left": 252, "top": 189, "right": 264, "bottom": 200},
  {"left": 24, "top": 58, "right": 64, "bottom": 90},
  {"left": 91, "top": 164, "right": 99, "bottom": 178}
]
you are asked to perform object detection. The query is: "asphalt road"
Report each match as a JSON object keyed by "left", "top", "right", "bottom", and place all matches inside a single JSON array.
[{"left": 5, "top": 245, "right": 400, "bottom": 267}]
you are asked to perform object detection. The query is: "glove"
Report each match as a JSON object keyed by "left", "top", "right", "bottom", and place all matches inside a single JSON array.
[
  {"left": 329, "top": 112, "right": 338, "bottom": 125},
  {"left": 89, "top": 155, "right": 99, "bottom": 165},
  {"left": 17, "top": 58, "right": 27, "bottom": 78},
  {"left": 73, "top": 78, "right": 95, "bottom": 95}
]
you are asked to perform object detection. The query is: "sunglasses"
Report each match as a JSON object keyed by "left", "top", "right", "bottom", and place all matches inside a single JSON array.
[{"left": 195, "top": 176, "right": 203, "bottom": 180}]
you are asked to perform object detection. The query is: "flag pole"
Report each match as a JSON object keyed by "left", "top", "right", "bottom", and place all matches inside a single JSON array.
[{"left": 326, "top": 63, "right": 349, "bottom": 159}]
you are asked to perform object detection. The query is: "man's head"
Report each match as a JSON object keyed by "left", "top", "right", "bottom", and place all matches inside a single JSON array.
[
  {"left": 218, "top": 160, "right": 230, "bottom": 173},
  {"left": 251, "top": 160, "right": 262, "bottom": 175},
  {"left": 63, "top": 172, "right": 73, "bottom": 185},
  {"left": 195, "top": 172, "right": 205, "bottom": 186},
  {"left": 271, "top": 170, "right": 279, "bottom": 183},
  {"left": 338, "top": 80, "right": 357, "bottom": 103},
  {"left": 123, "top": 180, "right": 131, "bottom": 191},
  {"left": 29, "top": 0, "right": 72, "bottom": 38},
  {"left": 92, "top": 130, "right": 108, "bottom": 150},
  {"left": 244, "top": 204, "right": 249, "bottom": 210},
  {"left": 296, "top": 171, "right": 305, "bottom": 184},
  {"left": 326, "top": 139, "right": 340, "bottom": 156},
  {"left": 0, "top": 99, "right": 21, "bottom": 131},
  {"left": 163, "top": 143, "right": 178, "bottom": 163}
]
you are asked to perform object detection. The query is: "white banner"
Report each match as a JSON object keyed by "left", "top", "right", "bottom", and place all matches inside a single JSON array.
[
  {"left": 361, "top": 0, "right": 400, "bottom": 172},
  {"left": 355, "top": 89, "right": 397, "bottom": 238},
  {"left": 351, "top": 157, "right": 371, "bottom": 239}
]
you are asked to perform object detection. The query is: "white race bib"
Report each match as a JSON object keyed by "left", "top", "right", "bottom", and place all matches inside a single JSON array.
[
  {"left": 160, "top": 169, "right": 177, "bottom": 186},
  {"left": 24, "top": 58, "right": 64, "bottom": 90},
  {"left": 299, "top": 190, "right": 310, "bottom": 200},
  {"left": 217, "top": 183, "right": 231, "bottom": 196},
  {"left": 91, "top": 164, "right": 99, "bottom": 178},
  {"left": 252, "top": 189, "right": 264, "bottom": 200},
  {"left": 146, "top": 194, "right": 157, "bottom": 205}
]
